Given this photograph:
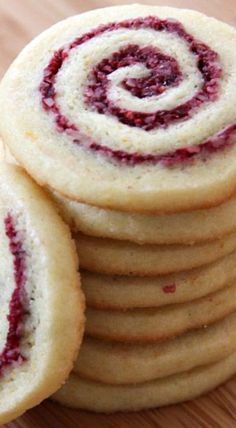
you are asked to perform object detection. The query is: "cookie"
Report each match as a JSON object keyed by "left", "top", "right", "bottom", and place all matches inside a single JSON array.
[
  {"left": 53, "top": 352, "right": 236, "bottom": 412},
  {"left": 85, "top": 282, "right": 236, "bottom": 342},
  {"left": 0, "top": 140, "right": 15, "bottom": 164},
  {"left": 75, "top": 312, "right": 236, "bottom": 384},
  {"left": 53, "top": 192, "right": 236, "bottom": 244},
  {"left": 76, "top": 232, "right": 236, "bottom": 276},
  {"left": 81, "top": 250, "right": 236, "bottom": 309},
  {"left": 0, "top": 163, "right": 85, "bottom": 425},
  {"left": 2, "top": 5, "right": 236, "bottom": 213}
]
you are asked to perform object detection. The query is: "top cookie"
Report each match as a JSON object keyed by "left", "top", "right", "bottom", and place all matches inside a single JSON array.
[{"left": 1, "top": 4, "right": 236, "bottom": 212}]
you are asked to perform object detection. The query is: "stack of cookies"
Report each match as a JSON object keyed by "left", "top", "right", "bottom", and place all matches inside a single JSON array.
[
  {"left": 51, "top": 184, "right": 236, "bottom": 412},
  {"left": 1, "top": 3, "right": 236, "bottom": 413}
]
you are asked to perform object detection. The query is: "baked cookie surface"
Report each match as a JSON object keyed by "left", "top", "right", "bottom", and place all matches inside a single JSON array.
[
  {"left": 0, "top": 163, "right": 84, "bottom": 425},
  {"left": 75, "top": 312, "right": 236, "bottom": 384},
  {"left": 53, "top": 352, "right": 236, "bottom": 412},
  {"left": 81, "top": 250, "right": 236, "bottom": 309},
  {"left": 85, "top": 282, "right": 236, "bottom": 342},
  {"left": 76, "top": 232, "right": 236, "bottom": 275},
  {"left": 53, "top": 192, "right": 236, "bottom": 244},
  {"left": 1, "top": 5, "right": 236, "bottom": 212}
]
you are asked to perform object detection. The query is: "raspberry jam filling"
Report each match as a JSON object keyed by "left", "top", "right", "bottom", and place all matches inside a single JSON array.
[
  {"left": 84, "top": 41, "right": 220, "bottom": 131},
  {"left": 162, "top": 284, "right": 176, "bottom": 294},
  {"left": 0, "top": 214, "right": 27, "bottom": 374},
  {"left": 39, "top": 16, "right": 235, "bottom": 166},
  {"left": 85, "top": 124, "right": 236, "bottom": 167},
  {"left": 85, "top": 43, "right": 184, "bottom": 126}
]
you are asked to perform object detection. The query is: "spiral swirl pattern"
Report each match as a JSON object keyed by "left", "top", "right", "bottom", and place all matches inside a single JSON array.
[
  {"left": 2, "top": 5, "right": 236, "bottom": 212},
  {"left": 39, "top": 15, "right": 236, "bottom": 166}
]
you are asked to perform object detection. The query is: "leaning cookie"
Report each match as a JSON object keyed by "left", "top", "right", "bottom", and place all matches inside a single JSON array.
[
  {"left": 2, "top": 6, "right": 236, "bottom": 213},
  {"left": 53, "top": 352, "right": 236, "bottom": 412},
  {"left": 85, "top": 282, "right": 236, "bottom": 342},
  {"left": 76, "top": 232, "right": 236, "bottom": 276},
  {"left": 0, "top": 163, "right": 85, "bottom": 425}
]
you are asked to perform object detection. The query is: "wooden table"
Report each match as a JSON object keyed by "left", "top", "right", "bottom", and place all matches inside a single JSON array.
[{"left": 1, "top": 0, "right": 236, "bottom": 426}]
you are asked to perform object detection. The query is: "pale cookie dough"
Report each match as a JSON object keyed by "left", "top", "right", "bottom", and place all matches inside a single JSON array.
[
  {"left": 76, "top": 232, "right": 236, "bottom": 275},
  {"left": 0, "top": 163, "right": 85, "bottom": 425},
  {"left": 53, "top": 352, "right": 236, "bottom": 412},
  {"left": 75, "top": 312, "right": 236, "bottom": 384},
  {"left": 81, "top": 250, "right": 236, "bottom": 309},
  {"left": 53, "top": 192, "right": 236, "bottom": 244},
  {"left": 85, "top": 282, "right": 236, "bottom": 342},
  {"left": 1, "top": 6, "right": 236, "bottom": 212}
]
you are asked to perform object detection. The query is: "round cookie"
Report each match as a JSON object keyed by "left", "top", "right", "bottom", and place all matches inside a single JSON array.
[
  {"left": 75, "top": 312, "right": 236, "bottom": 384},
  {"left": 53, "top": 192, "right": 236, "bottom": 244},
  {"left": 0, "top": 163, "right": 85, "bottom": 425},
  {"left": 2, "top": 6, "right": 236, "bottom": 213},
  {"left": 76, "top": 232, "right": 236, "bottom": 276},
  {"left": 82, "top": 250, "right": 236, "bottom": 309},
  {"left": 0, "top": 141, "right": 15, "bottom": 164},
  {"left": 53, "top": 352, "right": 236, "bottom": 412},
  {"left": 86, "top": 282, "right": 236, "bottom": 342}
]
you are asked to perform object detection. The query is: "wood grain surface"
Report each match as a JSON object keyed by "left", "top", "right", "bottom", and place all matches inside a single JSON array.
[{"left": 1, "top": 0, "right": 236, "bottom": 426}]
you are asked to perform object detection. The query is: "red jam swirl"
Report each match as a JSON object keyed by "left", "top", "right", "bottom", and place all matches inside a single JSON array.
[
  {"left": 0, "top": 214, "right": 27, "bottom": 374},
  {"left": 85, "top": 43, "right": 184, "bottom": 129},
  {"left": 162, "top": 283, "right": 176, "bottom": 294},
  {"left": 84, "top": 41, "right": 220, "bottom": 131},
  {"left": 88, "top": 123, "right": 236, "bottom": 166},
  {"left": 39, "top": 16, "right": 236, "bottom": 166}
]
